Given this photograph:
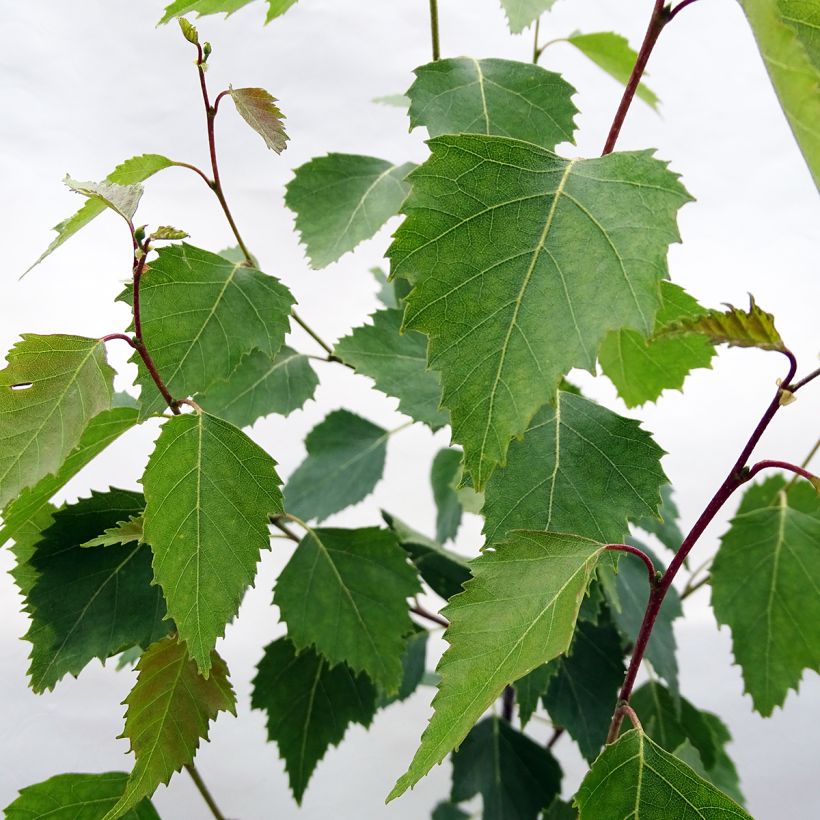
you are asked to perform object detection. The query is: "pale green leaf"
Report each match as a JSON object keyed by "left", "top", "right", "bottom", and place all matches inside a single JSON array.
[
  {"left": 142, "top": 412, "right": 283, "bottom": 673},
  {"left": 197, "top": 346, "right": 318, "bottom": 427},
  {"left": 64, "top": 177, "right": 143, "bottom": 223},
  {"left": 284, "top": 410, "right": 388, "bottom": 522},
  {"left": 408, "top": 57, "right": 577, "bottom": 148},
  {"left": 229, "top": 86, "right": 288, "bottom": 153},
  {"left": 274, "top": 527, "right": 420, "bottom": 691},
  {"left": 451, "top": 716, "right": 562, "bottom": 819},
  {"left": 710, "top": 483, "right": 820, "bottom": 714},
  {"left": 373, "top": 94, "right": 410, "bottom": 108},
  {"left": 265, "top": 0, "right": 299, "bottom": 22},
  {"left": 285, "top": 154, "right": 415, "bottom": 268},
  {"left": 740, "top": 0, "right": 820, "bottom": 187},
  {"left": 391, "top": 136, "right": 691, "bottom": 488},
  {"left": 251, "top": 637, "right": 377, "bottom": 804},
  {"left": 388, "top": 531, "right": 607, "bottom": 799},
  {"left": 565, "top": 32, "right": 659, "bottom": 109},
  {"left": 598, "top": 281, "right": 716, "bottom": 407},
  {"left": 0, "top": 335, "right": 114, "bottom": 509},
  {"left": 83, "top": 515, "right": 144, "bottom": 547},
  {"left": 431, "top": 448, "right": 463, "bottom": 543},
  {"left": 335, "top": 309, "right": 448, "bottom": 431},
  {"left": 483, "top": 391, "right": 666, "bottom": 545},
  {"left": 499, "top": 0, "right": 557, "bottom": 33},
  {"left": 5, "top": 772, "right": 160, "bottom": 820},
  {"left": 574, "top": 728, "right": 751, "bottom": 819},
  {"left": 150, "top": 225, "right": 188, "bottom": 241},
  {"left": 101, "top": 636, "right": 235, "bottom": 820},
  {"left": 24, "top": 489, "right": 169, "bottom": 692},
  {"left": 129, "top": 244, "right": 294, "bottom": 419},
  {"left": 0, "top": 406, "right": 138, "bottom": 547}
]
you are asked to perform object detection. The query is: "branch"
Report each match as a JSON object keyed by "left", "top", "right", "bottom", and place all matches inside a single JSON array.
[
  {"left": 668, "top": 0, "right": 702, "bottom": 21},
  {"left": 605, "top": 543, "right": 657, "bottom": 587},
  {"left": 410, "top": 603, "right": 449, "bottom": 628},
  {"left": 744, "top": 459, "right": 819, "bottom": 487},
  {"left": 501, "top": 685, "right": 515, "bottom": 722},
  {"left": 428, "top": 0, "right": 441, "bottom": 61},
  {"left": 792, "top": 366, "right": 820, "bottom": 393}
]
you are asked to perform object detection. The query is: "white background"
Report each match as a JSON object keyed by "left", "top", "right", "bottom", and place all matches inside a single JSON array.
[{"left": 0, "top": 0, "right": 818, "bottom": 817}]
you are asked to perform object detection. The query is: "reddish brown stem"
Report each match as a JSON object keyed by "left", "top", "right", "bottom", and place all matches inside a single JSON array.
[
  {"left": 547, "top": 726, "right": 565, "bottom": 749},
  {"left": 668, "top": 0, "right": 701, "bottom": 20},
  {"left": 605, "top": 543, "right": 657, "bottom": 587},
  {"left": 744, "top": 459, "right": 818, "bottom": 484},
  {"left": 411, "top": 604, "right": 449, "bottom": 628},
  {"left": 793, "top": 366, "right": 820, "bottom": 393},
  {"left": 502, "top": 685, "right": 515, "bottom": 722}
]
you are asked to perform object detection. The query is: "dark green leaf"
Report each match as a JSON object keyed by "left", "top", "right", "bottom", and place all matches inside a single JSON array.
[
  {"left": 142, "top": 412, "right": 283, "bottom": 674},
  {"left": 9, "top": 503, "right": 56, "bottom": 598},
  {"left": 698, "top": 712, "right": 745, "bottom": 805},
  {"left": 432, "top": 802, "right": 469, "bottom": 820},
  {"left": 515, "top": 663, "right": 558, "bottom": 727},
  {"left": 543, "top": 798, "right": 577, "bottom": 819},
  {"left": 284, "top": 410, "right": 388, "bottom": 522},
  {"left": 377, "top": 629, "right": 429, "bottom": 708},
  {"left": 408, "top": 57, "right": 577, "bottom": 148},
  {"left": 275, "top": 527, "right": 420, "bottom": 691},
  {"left": 431, "top": 449, "right": 463, "bottom": 543},
  {"left": 451, "top": 716, "right": 562, "bottom": 820},
  {"left": 634, "top": 484, "right": 684, "bottom": 552},
  {"left": 251, "top": 637, "right": 377, "bottom": 804}
]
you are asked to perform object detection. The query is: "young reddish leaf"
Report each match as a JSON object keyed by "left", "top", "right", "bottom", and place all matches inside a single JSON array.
[{"left": 229, "top": 86, "right": 289, "bottom": 154}]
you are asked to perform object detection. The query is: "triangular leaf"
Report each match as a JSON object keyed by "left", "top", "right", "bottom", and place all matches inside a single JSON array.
[
  {"left": 391, "top": 136, "right": 691, "bottom": 488},
  {"left": 285, "top": 154, "right": 415, "bottom": 268},
  {"left": 407, "top": 57, "right": 577, "bottom": 147},
  {"left": 0, "top": 334, "right": 114, "bottom": 509},
  {"left": 251, "top": 636, "right": 377, "bottom": 804},
  {"left": 389, "top": 531, "right": 608, "bottom": 799},
  {"left": 499, "top": 0, "right": 558, "bottom": 33},
  {"left": 229, "top": 86, "right": 289, "bottom": 153},
  {"left": 274, "top": 527, "right": 421, "bottom": 692},
  {"left": 283, "top": 410, "right": 388, "bottom": 522},
  {"left": 142, "top": 412, "right": 283, "bottom": 673}
]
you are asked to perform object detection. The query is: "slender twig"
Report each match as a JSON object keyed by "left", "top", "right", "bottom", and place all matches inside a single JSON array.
[
  {"left": 668, "top": 0, "right": 702, "bottom": 21},
  {"left": 172, "top": 160, "right": 213, "bottom": 187},
  {"left": 614, "top": 702, "right": 643, "bottom": 733},
  {"left": 289, "top": 311, "right": 348, "bottom": 364},
  {"left": 411, "top": 603, "right": 449, "bottom": 628},
  {"left": 744, "top": 459, "right": 818, "bottom": 485},
  {"left": 800, "top": 437, "right": 820, "bottom": 469},
  {"left": 428, "top": 0, "right": 441, "bottom": 61},
  {"left": 602, "top": 0, "right": 669, "bottom": 155},
  {"left": 605, "top": 544, "right": 657, "bottom": 587},
  {"left": 792, "top": 366, "right": 820, "bottom": 393},
  {"left": 269, "top": 516, "right": 302, "bottom": 543},
  {"left": 546, "top": 726, "right": 565, "bottom": 749},
  {"left": 185, "top": 763, "right": 228, "bottom": 820},
  {"left": 100, "top": 333, "right": 136, "bottom": 347},
  {"left": 680, "top": 573, "right": 710, "bottom": 600},
  {"left": 532, "top": 17, "right": 540, "bottom": 63},
  {"left": 502, "top": 685, "right": 515, "bottom": 722}
]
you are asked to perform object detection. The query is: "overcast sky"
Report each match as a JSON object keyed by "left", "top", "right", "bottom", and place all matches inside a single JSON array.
[{"left": 0, "top": 1, "right": 818, "bottom": 818}]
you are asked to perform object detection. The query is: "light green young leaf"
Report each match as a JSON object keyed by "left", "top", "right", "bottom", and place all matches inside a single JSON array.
[
  {"left": 178, "top": 17, "right": 199, "bottom": 44},
  {"left": 5, "top": 772, "right": 160, "bottom": 820},
  {"left": 285, "top": 154, "right": 415, "bottom": 268},
  {"left": 142, "top": 412, "right": 283, "bottom": 674},
  {"left": 251, "top": 637, "right": 377, "bottom": 804},
  {"left": 483, "top": 391, "right": 666, "bottom": 545},
  {"left": 129, "top": 243, "right": 294, "bottom": 419},
  {"left": 197, "top": 346, "right": 318, "bottom": 427},
  {"left": 159, "top": 0, "right": 297, "bottom": 24},
  {"left": 710, "top": 484, "right": 820, "bottom": 715},
  {"left": 64, "top": 177, "right": 143, "bottom": 224},
  {"left": 565, "top": 32, "right": 659, "bottom": 109},
  {"left": 0, "top": 406, "right": 138, "bottom": 547},
  {"left": 391, "top": 136, "right": 691, "bottom": 488},
  {"left": 284, "top": 410, "right": 388, "bottom": 522},
  {"left": 150, "top": 225, "right": 189, "bottom": 241},
  {"left": 574, "top": 728, "right": 751, "bottom": 819},
  {"left": 598, "top": 281, "right": 716, "bottom": 407},
  {"left": 388, "top": 531, "right": 608, "bottom": 799},
  {"left": 740, "top": 0, "right": 820, "bottom": 187},
  {"left": 229, "top": 86, "right": 288, "bottom": 153},
  {"left": 499, "top": 0, "right": 557, "bottom": 33},
  {"left": 431, "top": 448, "right": 463, "bottom": 543},
  {"left": 408, "top": 57, "right": 577, "bottom": 148},
  {"left": 83, "top": 515, "right": 144, "bottom": 547},
  {"left": 335, "top": 309, "right": 448, "bottom": 431},
  {"left": 101, "top": 636, "right": 236, "bottom": 820},
  {"left": 23, "top": 490, "right": 169, "bottom": 693},
  {"left": 274, "top": 527, "right": 420, "bottom": 692},
  {"left": 0, "top": 335, "right": 114, "bottom": 509},
  {"left": 27, "top": 154, "right": 174, "bottom": 274},
  {"left": 451, "top": 716, "right": 562, "bottom": 819}
]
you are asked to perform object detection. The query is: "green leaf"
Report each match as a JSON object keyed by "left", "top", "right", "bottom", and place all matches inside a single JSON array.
[
  {"left": 150, "top": 225, "right": 189, "bottom": 241},
  {"left": 431, "top": 448, "right": 463, "bottom": 543},
  {"left": 229, "top": 86, "right": 288, "bottom": 153},
  {"left": 542, "top": 615, "right": 625, "bottom": 762},
  {"left": 0, "top": 335, "right": 115, "bottom": 509},
  {"left": 265, "top": 0, "right": 298, "bottom": 21},
  {"left": 129, "top": 244, "right": 294, "bottom": 419},
  {"left": 83, "top": 515, "right": 144, "bottom": 547},
  {"left": 101, "top": 636, "right": 236, "bottom": 820},
  {"left": 658, "top": 295, "right": 786, "bottom": 352},
  {"left": 634, "top": 484, "right": 684, "bottom": 552},
  {"left": 27, "top": 154, "right": 174, "bottom": 274},
  {"left": 483, "top": 391, "right": 666, "bottom": 545},
  {"left": 5, "top": 772, "right": 160, "bottom": 820},
  {"left": 515, "top": 662, "right": 558, "bottom": 727},
  {"left": 285, "top": 154, "right": 415, "bottom": 268},
  {"left": 142, "top": 412, "right": 283, "bottom": 673},
  {"left": 373, "top": 94, "right": 410, "bottom": 108},
  {"left": 433, "top": 803, "right": 469, "bottom": 820},
  {"left": 0, "top": 406, "right": 138, "bottom": 547},
  {"left": 284, "top": 410, "right": 388, "bottom": 522},
  {"left": 407, "top": 57, "right": 577, "bottom": 148},
  {"left": 710, "top": 484, "right": 820, "bottom": 715},
  {"left": 565, "top": 32, "right": 659, "bottom": 109},
  {"left": 377, "top": 629, "right": 429, "bottom": 708},
  {"left": 9, "top": 503, "right": 56, "bottom": 598},
  {"left": 23, "top": 490, "right": 169, "bottom": 692},
  {"left": 197, "top": 346, "right": 318, "bottom": 427},
  {"left": 391, "top": 136, "right": 691, "bottom": 488},
  {"left": 499, "top": 0, "right": 558, "bottom": 33},
  {"left": 698, "top": 713, "right": 746, "bottom": 806},
  {"left": 251, "top": 636, "right": 377, "bottom": 804},
  {"left": 388, "top": 531, "right": 608, "bottom": 799},
  {"left": 598, "top": 282, "right": 716, "bottom": 407},
  {"left": 335, "top": 309, "right": 448, "bottom": 431},
  {"left": 178, "top": 17, "right": 199, "bottom": 44},
  {"left": 451, "top": 716, "right": 562, "bottom": 819},
  {"left": 159, "top": 0, "right": 256, "bottom": 24},
  {"left": 64, "top": 177, "right": 143, "bottom": 224},
  {"left": 575, "top": 728, "right": 751, "bottom": 818},
  {"left": 371, "top": 265, "right": 409, "bottom": 308},
  {"left": 274, "top": 527, "right": 420, "bottom": 692},
  {"left": 740, "top": 0, "right": 820, "bottom": 187},
  {"left": 543, "top": 798, "right": 577, "bottom": 819}
]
